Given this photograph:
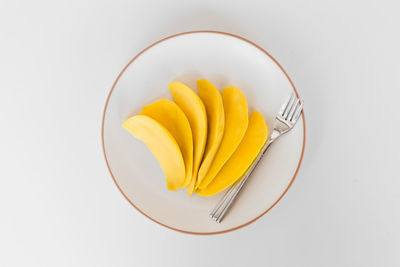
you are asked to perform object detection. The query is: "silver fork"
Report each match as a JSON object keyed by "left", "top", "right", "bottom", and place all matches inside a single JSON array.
[{"left": 210, "top": 92, "right": 304, "bottom": 223}]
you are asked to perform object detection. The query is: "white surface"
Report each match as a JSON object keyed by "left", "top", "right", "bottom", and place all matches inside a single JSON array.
[
  {"left": 0, "top": 0, "right": 399, "bottom": 266},
  {"left": 103, "top": 31, "right": 304, "bottom": 233}
]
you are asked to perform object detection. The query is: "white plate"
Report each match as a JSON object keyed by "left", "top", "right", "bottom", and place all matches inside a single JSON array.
[{"left": 102, "top": 31, "right": 305, "bottom": 235}]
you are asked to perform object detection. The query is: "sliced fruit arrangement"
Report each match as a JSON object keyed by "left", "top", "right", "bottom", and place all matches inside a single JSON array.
[{"left": 123, "top": 79, "right": 268, "bottom": 196}]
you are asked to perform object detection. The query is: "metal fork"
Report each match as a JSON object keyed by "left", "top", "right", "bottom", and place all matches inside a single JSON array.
[{"left": 210, "top": 92, "right": 303, "bottom": 223}]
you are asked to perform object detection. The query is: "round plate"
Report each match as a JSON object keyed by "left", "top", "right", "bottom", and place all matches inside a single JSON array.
[{"left": 102, "top": 31, "right": 305, "bottom": 235}]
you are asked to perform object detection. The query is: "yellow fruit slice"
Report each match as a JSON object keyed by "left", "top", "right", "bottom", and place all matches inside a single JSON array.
[
  {"left": 198, "top": 86, "right": 248, "bottom": 189},
  {"left": 196, "top": 79, "right": 225, "bottom": 189},
  {"left": 169, "top": 81, "right": 207, "bottom": 195},
  {"left": 141, "top": 99, "right": 193, "bottom": 188},
  {"left": 197, "top": 111, "right": 268, "bottom": 196},
  {"left": 122, "top": 115, "right": 185, "bottom": 191}
]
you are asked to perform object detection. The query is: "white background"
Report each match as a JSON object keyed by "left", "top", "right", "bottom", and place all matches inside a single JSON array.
[{"left": 1, "top": 0, "right": 399, "bottom": 266}]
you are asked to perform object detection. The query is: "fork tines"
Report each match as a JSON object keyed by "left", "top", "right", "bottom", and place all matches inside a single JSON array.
[{"left": 279, "top": 92, "right": 303, "bottom": 123}]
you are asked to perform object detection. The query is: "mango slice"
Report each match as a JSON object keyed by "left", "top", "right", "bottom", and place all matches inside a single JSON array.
[
  {"left": 197, "top": 111, "right": 268, "bottom": 196},
  {"left": 141, "top": 99, "right": 193, "bottom": 188},
  {"left": 169, "top": 81, "right": 207, "bottom": 195},
  {"left": 198, "top": 86, "right": 249, "bottom": 189},
  {"left": 195, "top": 79, "right": 225, "bottom": 189},
  {"left": 122, "top": 115, "right": 185, "bottom": 191}
]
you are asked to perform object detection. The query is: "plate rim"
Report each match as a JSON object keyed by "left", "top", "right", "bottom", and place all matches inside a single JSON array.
[{"left": 101, "top": 30, "right": 306, "bottom": 235}]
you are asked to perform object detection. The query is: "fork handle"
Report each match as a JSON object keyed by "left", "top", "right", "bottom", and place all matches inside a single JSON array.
[{"left": 210, "top": 138, "right": 274, "bottom": 223}]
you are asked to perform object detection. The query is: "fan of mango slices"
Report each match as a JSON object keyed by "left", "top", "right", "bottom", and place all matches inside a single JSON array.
[{"left": 122, "top": 79, "right": 268, "bottom": 196}]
